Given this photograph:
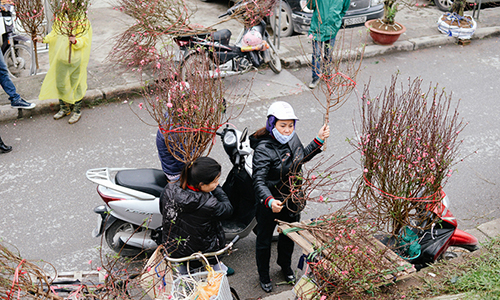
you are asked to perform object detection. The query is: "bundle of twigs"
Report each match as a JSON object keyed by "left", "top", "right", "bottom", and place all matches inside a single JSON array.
[
  {"left": 12, "top": 0, "right": 45, "bottom": 69},
  {"left": 110, "top": 0, "right": 214, "bottom": 69},
  {"left": 314, "top": 32, "right": 365, "bottom": 125},
  {"left": 351, "top": 74, "right": 467, "bottom": 235},
  {"left": 218, "top": 0, "right": 278, "bottom": 28},
  {"left": 50, "top": 0, "right": 91, "bottom": 63},
  {"left": 0, "top": 243, "right": 61, "bottom": 300},
  {"left": 282, "top": 152, "right": 354, "bottom": 213},
  {"left": 286, "top": 211, "right": 413, "bottom": 299},
  {"left": 138, "top": 54, "right": 228, "bottom": 163}
]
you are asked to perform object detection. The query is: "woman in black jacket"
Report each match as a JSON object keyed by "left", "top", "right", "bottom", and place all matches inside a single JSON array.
[
  {"left": 251, "top": 101, "right": 330, "bottom": 292},
  {"left": 159, "top": 157, "right": 233, "bottom": 269}
]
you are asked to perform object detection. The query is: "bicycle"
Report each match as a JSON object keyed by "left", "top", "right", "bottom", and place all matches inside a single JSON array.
[
  {"left": 1, "top": 3, "right": 36, "bottom": 78},
  {"left": 142, "top": 236, "right": 241, "bottom": 300}
]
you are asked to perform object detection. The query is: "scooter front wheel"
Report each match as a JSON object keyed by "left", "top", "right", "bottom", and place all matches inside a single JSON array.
[{"left": 105, "top": 220, "right": 144, "bottom": 257}]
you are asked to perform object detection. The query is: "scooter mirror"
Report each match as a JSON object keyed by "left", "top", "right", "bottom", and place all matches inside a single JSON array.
[{"left": 240, "top": 127, "right": 248, "bottom": 143}]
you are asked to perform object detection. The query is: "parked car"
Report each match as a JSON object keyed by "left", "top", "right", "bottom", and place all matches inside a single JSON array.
[
  {"left": 269, "top": 0, "right": 384, "bottom": 37},
  {"left": 434, "top": 0, "right": 500, "bottom": 12}
]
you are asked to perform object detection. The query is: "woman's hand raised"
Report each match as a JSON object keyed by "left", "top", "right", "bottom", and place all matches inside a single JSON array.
[{"left": 318, "top": 124, "right": 330, "bottom": 141}]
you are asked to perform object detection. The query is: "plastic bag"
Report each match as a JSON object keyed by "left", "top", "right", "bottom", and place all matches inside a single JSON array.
[{"left": 194, "top": 265, "right": 223, "bottom": 300}]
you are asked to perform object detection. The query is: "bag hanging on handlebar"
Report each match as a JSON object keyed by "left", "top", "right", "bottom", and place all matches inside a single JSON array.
[
  {"left": 410, "top": 222, "right": 455, "bottom": 266},
  {"left": 140, "top": 245, "right": 173, "bottom": 298}
]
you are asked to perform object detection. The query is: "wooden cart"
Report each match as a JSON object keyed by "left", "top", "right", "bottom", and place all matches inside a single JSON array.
[{"left": 277, "top": 220, "right": 417, "bottom": 299}]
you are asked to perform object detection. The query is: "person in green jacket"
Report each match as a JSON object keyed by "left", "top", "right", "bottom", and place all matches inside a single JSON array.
[{"left": 307, "top": 0, "right": 351, "bottom": 89}]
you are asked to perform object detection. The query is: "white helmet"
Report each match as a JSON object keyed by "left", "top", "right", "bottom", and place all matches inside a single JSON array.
[{"left": 267, "top": 101, "right": 298, "bottom": 120}]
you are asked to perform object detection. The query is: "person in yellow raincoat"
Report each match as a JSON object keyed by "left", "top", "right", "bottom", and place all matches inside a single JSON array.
[{"left": 35, "top": 19, "right": 92, "bottom": 124}]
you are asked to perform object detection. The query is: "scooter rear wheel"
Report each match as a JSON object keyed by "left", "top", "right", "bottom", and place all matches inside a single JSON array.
[{"left": 105, "top": 220, "right": 144, "bottom": 257}]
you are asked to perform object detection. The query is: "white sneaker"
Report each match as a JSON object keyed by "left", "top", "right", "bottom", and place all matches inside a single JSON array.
[{"left": 309, "top": 78, "right": 320, "bottom": 89}]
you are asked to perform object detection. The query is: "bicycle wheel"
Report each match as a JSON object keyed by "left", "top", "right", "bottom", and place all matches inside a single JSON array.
[
  {"left": 266, "top": 39, "right": 282, "bottom": 74},
  {"left": 4, "top": 44, "right": 35, "bottom": 78},
  {"left": 180, "top": 50, "right": 218, "bottom": 81}
]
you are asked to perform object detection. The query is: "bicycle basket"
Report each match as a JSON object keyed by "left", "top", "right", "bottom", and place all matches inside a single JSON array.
[{"left": 169, "top": 270, "right": 231, "bottom": 300}]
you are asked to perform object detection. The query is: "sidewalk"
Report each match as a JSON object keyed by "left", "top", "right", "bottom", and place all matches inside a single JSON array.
[
  {"left": 261, "top": 218, "right": 500, "bottom": 300},
  {"left": 0, "top": 4, "right": 499, "bottom": 123}
]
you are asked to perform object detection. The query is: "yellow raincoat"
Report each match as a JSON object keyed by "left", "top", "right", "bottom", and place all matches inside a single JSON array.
[{"left": 39, "top": 20, "right": 92, "bottom": 104}]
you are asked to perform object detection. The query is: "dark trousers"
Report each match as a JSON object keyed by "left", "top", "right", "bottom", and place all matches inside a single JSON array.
[{"left": 255, "top": 203, "right": 300, "bottom": 282}]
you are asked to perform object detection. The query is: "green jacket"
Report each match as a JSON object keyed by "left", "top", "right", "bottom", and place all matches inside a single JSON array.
[{"left": 308, "top": 0, "right": 351, "bottom": 42}]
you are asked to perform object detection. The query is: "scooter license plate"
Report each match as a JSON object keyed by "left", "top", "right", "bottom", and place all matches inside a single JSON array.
[{"left": 92, "top": 214, "right": 103, "bottom": 238}]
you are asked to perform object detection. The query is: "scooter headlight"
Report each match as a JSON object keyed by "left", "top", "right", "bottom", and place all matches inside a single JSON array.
[
  {"left": 441, "top": 194, "right": 449, "bottom": 216},
  {"left": 442, "top": 194, "right": 449, "bottom": 208},
  {"left": 223, "top": 130, "right": 237, "bottom": 146}
]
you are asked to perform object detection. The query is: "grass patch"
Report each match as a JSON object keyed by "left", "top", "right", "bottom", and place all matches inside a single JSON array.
[{"left": 404, "top": 236, "right": 500, "bottom": 299}]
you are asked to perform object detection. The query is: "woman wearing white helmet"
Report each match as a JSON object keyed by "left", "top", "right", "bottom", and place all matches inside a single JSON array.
[{"left": 249, "top": 101, "right": 330, "bottom": 293}]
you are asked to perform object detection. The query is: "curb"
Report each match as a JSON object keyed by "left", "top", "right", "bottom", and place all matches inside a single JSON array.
[
  {"left": 0, "top": 82, "right": 144, "bottom": 123},
  {"left": 1, "top": 26, "right": 500, "bottom": 123},
  {"left": 281, "top": 26, "right": 500, "bottom": 68}
]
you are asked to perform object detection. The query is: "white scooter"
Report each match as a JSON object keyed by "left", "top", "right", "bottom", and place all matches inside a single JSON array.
[{"left": 87, "top": 125, "right": 255, "bottom": 256}]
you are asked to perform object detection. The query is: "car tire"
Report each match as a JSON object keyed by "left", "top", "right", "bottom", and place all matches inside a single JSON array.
[
  {"left": 270, "top": 1, "right": 294, "bottom": 37},
  {"left": 435, "top": 0, "right": 453, "bottom": 12}
]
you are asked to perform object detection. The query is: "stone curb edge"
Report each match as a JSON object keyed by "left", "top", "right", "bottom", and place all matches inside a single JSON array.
[
  {"left": 0, "top": 81, "right": 144, "bottom": 122},
  {"left": 282, "top": 26, "right": 500, "bottom": 68},
  {"left": 1, "top": 26, "right": 499, "bottom": 123}
]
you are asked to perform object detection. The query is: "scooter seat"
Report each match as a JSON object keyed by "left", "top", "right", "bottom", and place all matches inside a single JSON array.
[
  {"left": 115, "top": 168, "right": 167, "bottom": 198},
  {"left": 212, "top": 29, "right": 232, "bottom": 46}
]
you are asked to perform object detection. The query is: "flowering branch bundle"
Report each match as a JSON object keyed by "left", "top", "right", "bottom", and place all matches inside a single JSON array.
[
  {"left": 218, "top": 0, "right": 277, "bottom": 28},
  {"left": 140, "top": 53, "right": 228, "bottom": 163},
  {"left": 283, "top": 153, "right": 354, "bottom": 213},
  {"left": 351, "top": 75, "right": 467, "bottom": 235},
  {"left": 109, "top": 0, "right": 214, "bottom": 69},
  {"left": 285, "top": 211, "right": 414, "bottom": 299},
  {"left": 12, "top": 0, "right": 45, "bottom": 69},
  {"left": 50, "top": 0, "right": 91, "bottom": 63},
  {"left": 0, "top": 243, "right": 61, "bottom": 299},
  {"left": 314, "top": 32, "right": 365, "bottom": 125}
]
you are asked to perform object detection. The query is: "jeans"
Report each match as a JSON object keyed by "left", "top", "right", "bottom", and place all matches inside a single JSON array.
[
  {"left": 0, "top": 52, "right": 21, "bottom": 102},
  {"left": 311, "top": 39, "right": 336, "bottom": 81}
]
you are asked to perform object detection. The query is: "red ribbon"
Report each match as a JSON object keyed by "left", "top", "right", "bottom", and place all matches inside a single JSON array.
[
  {"left": 7, "top": 259, "right": 26, "bottom": 300},
  {"left": 363, "top": 174, "right": 442, "bottom": 203}
]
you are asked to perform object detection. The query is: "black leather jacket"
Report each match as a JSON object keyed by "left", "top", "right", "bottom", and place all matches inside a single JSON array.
[
  {"left": 159, "top": 183, "right": 233, "bottom": 257},
  {"left": 250, "top": 132, "right": 323, "bottom": 209}
]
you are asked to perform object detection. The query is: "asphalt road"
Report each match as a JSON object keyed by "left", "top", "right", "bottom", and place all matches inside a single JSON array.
[{"left": 0, "top": 37, "right": 499, "bottom": 299}]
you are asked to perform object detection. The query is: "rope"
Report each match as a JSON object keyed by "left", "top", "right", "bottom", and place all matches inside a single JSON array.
[
  {"left": 363, "top": 174, "right": 442, "bottom": 203},
  {"left": 321, "top": 71, "right": 357, "bottom": 88},
  {"left": 159, "top": 124, "right": 222, "bottom": 135},
  {"left": 7, "top": 259, "right": 26, "bottom": 300}
]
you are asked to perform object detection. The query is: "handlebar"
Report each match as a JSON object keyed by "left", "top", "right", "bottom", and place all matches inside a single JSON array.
[
  {"left": 218, "top": 1, "right": 249, "bottom": 18},
  {"left": 164, "top": 235, "right": 240, "bottom": 263}
]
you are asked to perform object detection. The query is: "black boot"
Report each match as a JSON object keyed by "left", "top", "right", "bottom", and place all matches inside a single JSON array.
[{"left": 0, "top": 137, "right": 12, "bottom": 153}]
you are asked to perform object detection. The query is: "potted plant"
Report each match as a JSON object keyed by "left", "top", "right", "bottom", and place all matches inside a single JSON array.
[
  {"left": 364, "top": 0, "right": 408, "bottom": 45},
  {"left": 437, "top": 0, "right": 477, "bottom": 42}
]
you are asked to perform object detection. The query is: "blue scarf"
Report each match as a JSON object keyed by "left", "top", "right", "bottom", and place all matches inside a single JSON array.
[{"left": 272, "top": 128, "right": 295, "bottom": 144}]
